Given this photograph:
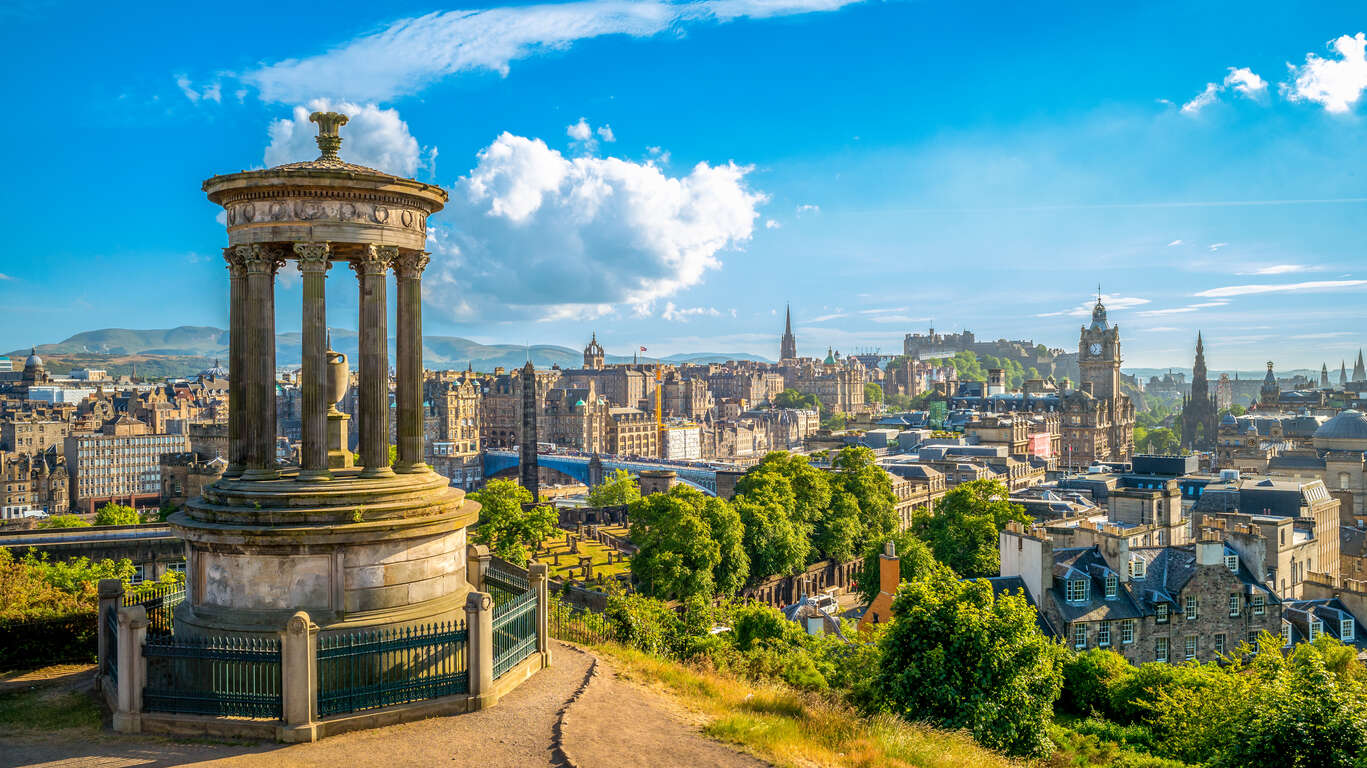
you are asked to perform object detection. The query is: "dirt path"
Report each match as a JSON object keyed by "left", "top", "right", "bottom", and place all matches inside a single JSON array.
[
  {"left": 559, "top": 654, "right": 770, "bottom": 768},
  {"left": 2, "top": 643, "right": 770, "bottom": 768}
]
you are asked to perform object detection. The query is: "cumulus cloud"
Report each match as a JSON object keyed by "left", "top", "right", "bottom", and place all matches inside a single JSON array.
[
  {"left": 1035, "top": 295, "right": 1150, "bottom": 318},
  {"left": 566, "top": 118, "right": 592, "bottom": 142},
  {"left": 426, "top": 132, "right": 766, "bottom": 322},
  {"left": 661, "top": 303, "right": 722, "bottom": 321},
  {"left": 176, "top": 74, "right": 222, "bottom": 104},
  {"left": 264, "top": 100, "right": 431, "bottom": 177},
  {"left": 596, "top": 125, "right": 615, "bottom": 143},
  {"left": 765, "top": 219, "right": 781, "bottom": 229},
  {"left": 566, "top": 118, "right": 615, "bottom": 154},
  {"left": 242, "top": 0, "right": 862, "bottom": 103},
  {"left": 1287, "top": 33, "right": 1367, "bottom": 113},
  {"left": 1180, "top": 67, "right": 1267, "bottom": 114},
  {"left": 1194, "top": 279, "right": 1367, "bottom": 298}
]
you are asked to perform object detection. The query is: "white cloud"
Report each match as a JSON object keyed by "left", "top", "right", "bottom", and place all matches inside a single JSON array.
[
  {"left": 175, "top": 74, "right": 222, "bottom": 104},
  {"left": 764, "top": 219, "right": 781, "bottom": 229},
  {"left": 566, "top": 118, "right": 592, "bottom": 142},
  {"left": 0, "top": 272, "right": 12, "bottom": 280},
  {"left": 1238, "top": 264, "right": 1320, "bottom": 276},
  {"left": 1036, "top": 295, "right": 1150, "bottom": 318},
  {"left": 796, "top": 203, "right": 820, "bottom": 215},
  {"left": 427, "top": 131, "right": 765, "bottom": 322},
  {"left": 596, "top": 125, "right": 616, "bottom": 143},
  {"left": 1136, "top": 301, "right": 1228, "bottom": 317},
  {"left": 1180, "top": 67, "right": 1267, "bottom": 114},
  {"left": 1208, "top": 242, "right": 1228, "bottom": 252},
  {"left": 1166, "top": 239, "right": 1183, "bottom": 247},
  {"left": 265, "top": 100, "right": 431, "bottom": 177},
  {"left": 804, "top": 311, "right": 847, "bottom": 323},
  {"left": 242, "top": 0, "right": 862, "bottom": 103},
  {"left": 868, "top": 314, "right": 932, "bottom": 324},
  {"left": 661, "top": 303, "right": 721, "bottom": 321},
  {"left": 1195, "top": 279, "right": 1367, "bottom": 298},
  {"left": 1287, "top": 33, "right": 1367, "bottom": 113}
]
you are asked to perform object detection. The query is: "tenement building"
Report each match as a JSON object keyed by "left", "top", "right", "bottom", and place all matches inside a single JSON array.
[{"left": 64, "top": 415, "right": 189, "bottom": 513}]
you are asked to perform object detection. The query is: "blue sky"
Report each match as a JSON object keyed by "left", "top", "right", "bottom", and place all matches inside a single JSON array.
[{"left": 2, "top": 0, "right": 1366, "bottom": 370}]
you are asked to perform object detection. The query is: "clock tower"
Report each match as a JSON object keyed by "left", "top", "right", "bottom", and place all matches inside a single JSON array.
[{"left": 1078, "top": 296, "right": 1120, "bottom": 401}]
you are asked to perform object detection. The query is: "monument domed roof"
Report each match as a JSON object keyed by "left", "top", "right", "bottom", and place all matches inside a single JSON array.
[
  {"left": 1314, "top": 409, "right": 1367, "bottom": 444},
  {"left": 24, "top": 347, "right": 42, "bottom": 369}
]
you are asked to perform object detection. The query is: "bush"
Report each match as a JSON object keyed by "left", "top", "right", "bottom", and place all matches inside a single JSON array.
[
  {"left": 1061, "top": 648, "right": 1132, "bottom": 716},
  {"left": 0, "top": 614, "right": 97, "bottom": 670}
]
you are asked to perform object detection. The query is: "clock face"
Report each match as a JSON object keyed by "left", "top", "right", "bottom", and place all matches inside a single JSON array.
[{"left": 1089, "top": 342, "right": 1103, "bottom": 356}]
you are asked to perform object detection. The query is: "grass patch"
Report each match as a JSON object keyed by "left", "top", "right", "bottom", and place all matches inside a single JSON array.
[
  {"left": 535, "top": 532, "right": 631, "bottom": 582},
  {"left": 596, "top": 643, "right": 1017, "bottom": 768},
  {"left": 0, "top": 686, "right": 103, "bottom": 734}
]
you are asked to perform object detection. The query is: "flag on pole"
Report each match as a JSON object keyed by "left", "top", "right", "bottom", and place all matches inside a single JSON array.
[{"left": 640, "top": 346, "right": 648, "bottom": 352}]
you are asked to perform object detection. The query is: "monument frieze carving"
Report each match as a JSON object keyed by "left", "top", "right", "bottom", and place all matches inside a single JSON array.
[{"left": 225, "top": 197, "right": 428, "bottom": 231}]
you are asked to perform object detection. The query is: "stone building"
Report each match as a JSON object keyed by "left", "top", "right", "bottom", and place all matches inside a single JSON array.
[
  {"left": 1181, "top": 334, "right": 1218, "bottom": 451},
  {"left": 0, "top": 449, "right": 68, "bottom": 519},
  {"left": 1001, "top": 523, "right": 1283, "bottom": 664},
  {"left": 780, "top": 304, "right": 798, "bottom": 361},
  {"left": 63, "top": 415, "right": 189, "bottom": 513},
  {"left": 428, "top": 375, "right": 481, "bottom": 489},
  {"left": 606, "top": 407, "right": 658, "bottom": 457},
  {"left": 159, "top": 452, "right": 227, "bottom": 511},
  {"left": 543, "top": 382, "right": 609, "bottom": 453},
  {"left": 1060, "top": 298, "right": 1136, "bottom": 466},
  {"left": 1, "top": 415, "right": 68, "bottom": 453}
]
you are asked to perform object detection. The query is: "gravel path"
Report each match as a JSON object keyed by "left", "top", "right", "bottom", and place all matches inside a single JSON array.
[{"left": 2, "top": 642, "right": 770, "bottom": 768}]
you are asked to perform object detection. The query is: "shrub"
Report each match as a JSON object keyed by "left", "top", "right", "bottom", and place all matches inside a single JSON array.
[{"left": 1061, "top": 648, "right": 1132, "bottom": 716}]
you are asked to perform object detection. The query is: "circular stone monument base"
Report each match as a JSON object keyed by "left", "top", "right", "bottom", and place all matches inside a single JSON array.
[{"left": 169, "top": 468, "right": 479, "bottom": 639}]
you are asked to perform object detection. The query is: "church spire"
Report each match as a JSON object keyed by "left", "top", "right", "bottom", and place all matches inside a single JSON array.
[{"left": 779, "top": 303, "right": 797, "bottom": 360}]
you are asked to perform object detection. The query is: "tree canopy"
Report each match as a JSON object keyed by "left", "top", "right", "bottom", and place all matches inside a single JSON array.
[
  {"left": 94, "top": 503, "right": 140, "bottom": 527},
  {"left": 586, "top": 468, "right": 640, "bottom": 508},
  {"left": 469, "top": 479, "right": 558, "bottom": 566},
  {"left": 913, "top": 478, "right": 1030, "bottom": 578},
  {"left": 629, "top": 485, "right": 748, "bottom": 600},
  {"left": 772, "top": 388, "right": 821, "bottom": 411}
]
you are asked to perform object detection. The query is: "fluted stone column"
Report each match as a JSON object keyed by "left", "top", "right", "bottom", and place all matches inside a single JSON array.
[
  {"left": 222, "top": 248, "right": 248, "bottom": 478},
  {"left": 295, "top": 242, "right": 332, "bottom": 482},
  {"left": 352, "top": 245, "right": 395, "bottom": 478},
  {"left": 241, "top": 244, "right": 284, "bottom": 481},
  {"left": 393, "top": 250, "right": 430, "bottom": 473}
]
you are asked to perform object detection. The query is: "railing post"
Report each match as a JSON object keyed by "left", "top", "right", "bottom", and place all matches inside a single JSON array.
[
  {"left": 465, "top": 591, "right": 494, "bottom": 710},
  {"left": 528, "top": 563, "right": 551, "bottom": 668},
  {"left": 278, "top": 611, "right": 318, "bottom": 743},
  {"left": 96, "top": 578, "right": 123, "bottom": 693},
  {"left": 112, "top": 605, "right": 146, "bottom": 734},
  {"left": 467, "top": 544, "right": 491, "bottom": 593}
]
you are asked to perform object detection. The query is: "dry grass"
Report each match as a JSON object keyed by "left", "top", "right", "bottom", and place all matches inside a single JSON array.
[{"left": 597, "top": 643, "right": 1018, "bottom": 768}]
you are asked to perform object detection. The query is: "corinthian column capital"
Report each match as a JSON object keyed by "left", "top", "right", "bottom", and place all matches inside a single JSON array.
[
  {"left": 350, "top": 244, "right": 398, "bottom": 277},
  {"left": 293, "top": 242, "right": 332, "bottom": 273},
  {"left": 242, "top": 244, "right": 286, "bottom": 275},
  {"left": 223, "top": 247, "right": 248, "bottom": 278},
  {"left": 392, "top": 250, "right": 430, "bottom": 279}
]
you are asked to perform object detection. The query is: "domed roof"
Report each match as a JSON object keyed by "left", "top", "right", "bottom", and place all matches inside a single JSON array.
[
  {"left": 200, "top": 358, "right": 229, "bottom": 378},
  {"left": 1314, "top": 409, "right": 1367, "bottom": 443},
  {"left": 1220, "top": 412, "right": 1238, "bottom": 427},
  {"left": 1088, "top": 299, "right": 1109, "bottom": 331},
  {"left": 24, "top": 346, "right": 42, "bottom": 369}
]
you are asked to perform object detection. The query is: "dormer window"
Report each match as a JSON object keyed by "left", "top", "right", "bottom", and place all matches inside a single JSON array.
[
  {"left": 1105, "top": 574, "right": 1118, "bottom": 599},
  {"left": 1066, "top": 578, "right": 1089, "bottom": 603},
  {"left": 1282, "top": 621, "right": 1293, "bottom": 646},
  {"left": 1224, "top": 554, "right": 1239, "bottom": 573},
  {"left": 1310, "top": 619, "right": 1324, "bottom": 641},
  {"left": 1342, "top": 618, "right": 1355, "bottom": 642},
  {"left": 1129, "top": 558, "right": 1146, "bottom": 579}
]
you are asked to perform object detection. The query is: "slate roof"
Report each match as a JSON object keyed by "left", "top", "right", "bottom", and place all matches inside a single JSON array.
[
  {"left": 1342, "top": 525, "right": 1367, "bottom": 559},
  {"left": 1048, "top": 548, "right": 1147, "bottom": 623},
  {"left": 1282, "top": 599, "right": 1367, "bottom": 653}
]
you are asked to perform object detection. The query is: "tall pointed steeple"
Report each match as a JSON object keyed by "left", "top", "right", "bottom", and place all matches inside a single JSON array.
[
  {"left": 1321, "top": 363, "right": 1330, "bottom": 389},
  {"left": 1354, "top": 349, "right": 1366, "bottom": 382},
  {"left": 1342, "top": 360, "right": 1349, "bottom": 387},
  {"left": 780, "top": 303, "right": 797, "bottom": 360}
]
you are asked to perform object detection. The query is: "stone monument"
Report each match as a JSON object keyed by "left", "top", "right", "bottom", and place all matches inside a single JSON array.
[{"left": 170, "top": 112, "right": 479, "bottom": 638}]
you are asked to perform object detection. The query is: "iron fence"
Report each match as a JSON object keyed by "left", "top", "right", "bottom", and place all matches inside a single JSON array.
[
  {"left": 486, "top": 560, "right": 529, "bottom": 606},
  {"left": 492, "top": 589, "right": 538, "bottom": 679},
  {"left": 317, "top": 621, "right": 469, "bottom": 718},
  {"left": 124, "top": 583, "right": 185, "bottom": 637},
  {"left": 549, "top": 603, "right": 616, "bottom": 646},
  {"left": 103, "top": 605, "right": 119, "bottom": 684},
  {"left": 143, "top": 634, "right": 281, "bottom": 719}
]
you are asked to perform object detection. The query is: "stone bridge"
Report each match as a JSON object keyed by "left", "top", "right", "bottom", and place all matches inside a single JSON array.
[{"left": 482, "top": 451, "right": 729, "bottom": 495}]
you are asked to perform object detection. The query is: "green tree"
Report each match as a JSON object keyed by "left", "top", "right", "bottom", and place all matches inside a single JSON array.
[
  {"left": 830, "top": 446, "right": 897, "bottom": 555},
  {"left": 876, "top": 563, "right": 1064, "bottom": 757},
  {"left": 864, "top": 381, "right": 883, "bottom": 404},
  {"left": 812, "top": 492, "right": 862, "bottom": 564},
  {"left": 586, "top": 468, "right": 641, "bottom": 507},
  {"left": 735, "top": 494, "right": 807, "bottom": 584},
  {"left": 853, "top": 530, "right": 939, "bottom": 606},
  {"left": 914, "top": 479, "right": 1029, "bottom": 578},
  {"left": 94, "top": 503, "right": 140, "bottom": 527},
  {"left": 469, "top": 479, "right": 557, "bottom": 566},
  {"left": 629, "top": 485, "right": 748, "bottom": 599},
  {"left": 39, "top": 514, "right": 91, "bottom": 529},
  {"left": 1145, "top": 427, "right": 1179, "bottom": 454},
  {"left": 772, "top": 388, "right": 821, "bottom": 411}
]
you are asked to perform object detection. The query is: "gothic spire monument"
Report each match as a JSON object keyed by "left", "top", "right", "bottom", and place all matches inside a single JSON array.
[
  {"left": 519, "top": 359, "right": 540, "bottom": 501},
  {"left": 780, "top": 304, "right": 797, "bottom": 361},
  {"left": 173, "top": 113, "right": 479, "bottom": 639},
  {"left": 1181, "top": 332, "right": 1217, "bottom": 450}
]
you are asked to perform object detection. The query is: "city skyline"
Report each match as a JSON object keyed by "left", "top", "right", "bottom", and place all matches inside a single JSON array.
[{"left": 4, "top": 0, "right": 1367, "bottom": 367}]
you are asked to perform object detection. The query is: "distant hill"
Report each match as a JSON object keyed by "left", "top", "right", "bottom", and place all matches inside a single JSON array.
[{"left": 5, "top": 327, "right": 768, "bottom": 378}]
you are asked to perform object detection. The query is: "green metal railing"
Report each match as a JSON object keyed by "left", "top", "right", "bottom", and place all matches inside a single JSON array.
[
  {"left": 143, "top": 635, "right": 282, "bottom": 719},
  {"left": 103, "top": 605, "right": 119, "bottom": 685},
  {"left": 317, "top": 622, "right": 469, "bottom": 718},
  {"left": 124, "top": 583, "right": 185, "bottom": 637},
  {"left": 492, "top": 589, "right": 538, "bottom": 679},
  {"left": 486, "top": 560, "right": 529, "bottom": 606}
]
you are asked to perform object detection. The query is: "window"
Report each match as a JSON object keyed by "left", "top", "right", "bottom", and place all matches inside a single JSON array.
[
  {"left": 1122, "top": 618, "right": 1136, "bottom": 644},
  {"left": 1130, "top": 558, "right": 1146, "bottom": 579},
  {"left": 1310, "top": 619, "right": 1324, "bottom": 641},
  {"left": 1282, "top": 621, "right": 1293, "bottom": 646},
  {"left": 1156, "top": 603, "right": 1170, "bottom": 623},
  {"left": 1229, "top": 594, "right": 1241, "bottom": 618},
  {"left": 1066, "top": 578, "right": 1089, "bottom": 603},
  {"left": 1098, "top": 623, "right": 1111, "bottom": 647},
  {"left": 1225, "top": 554, "right": 1239, "bottom": 573},
  {"left": 1105, "top": 574, "right": 1118, "bottom": 599},
  {"left": 1185, "top": 635, "right": 1198, "bottom": 660},
  {"left": 1185, "top": 596, "right": 1199, "bottom": 620},
  {"left": 1342, "top": 618, "right": 1356, "bottom": 642},
  {"left": 1073, "top": 623, "right": 1087, "bottom": 649},
  {"left": 1214, "top": 633, "right": 1226, "bottom": 654},
  {"left": 1156, "top": 637, "right": 1169, "bottom": 663},
  {"left": 1252, "top": 594, "right": 1266, "bottom": 616}
]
